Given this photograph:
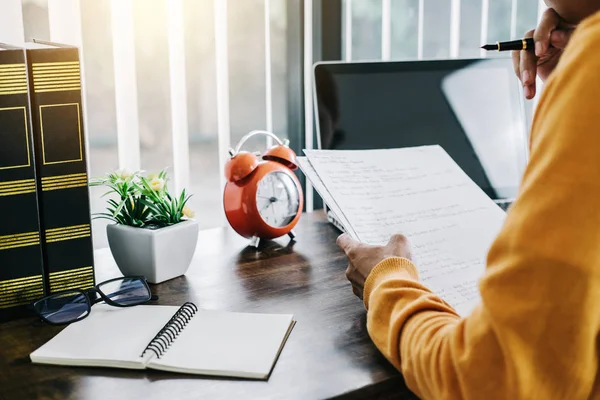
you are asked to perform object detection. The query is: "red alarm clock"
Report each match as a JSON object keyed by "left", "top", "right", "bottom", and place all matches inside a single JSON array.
[{"left": 223, "top": 130, "right": 303, "bottom": 247}]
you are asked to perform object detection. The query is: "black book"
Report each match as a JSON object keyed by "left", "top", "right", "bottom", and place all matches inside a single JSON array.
[
  {"left": 0, "top": 44, "right": 45, "bottom": 321},
  {"left": 22, "top": 40, "right": 95, "bottom": 295}
]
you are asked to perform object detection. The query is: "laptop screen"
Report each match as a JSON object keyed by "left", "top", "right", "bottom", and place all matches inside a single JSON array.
[{"left": 314, "top": 58, "right": 528, "bottom": 200}]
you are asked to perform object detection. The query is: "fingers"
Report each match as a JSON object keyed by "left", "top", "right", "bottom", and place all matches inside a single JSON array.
[
  {"left": 345, "top": 265, "right": 364, "bottom": 299},
  {"left": 337, "top": 234, "right": 378, "bottom": 256},
  {"left": 387, "top": 234, "right": 408, "bottom": 250},
  {"left": 534, "top": 8, "right": 561, "bottom": 56},
  {"left": 386, "top": 234, "right": 412, "bottom": 259},
  {"left": 520, "top": 30, "right": 537, "bottom": 100},
  {"left": 345, "top": 265, "right": 352, "bottom": 281},
  {"left": 336, "top": 233, "right": 355, "bottom": 253},
  {"left": 550, "top": 28, "right": 574, "bottom": 49},
  {"left": 512, "top": 50, "right": 520, "bottom": 80},
  {"left": 352, "top": 285, "right": 363, "bottom": 300}
]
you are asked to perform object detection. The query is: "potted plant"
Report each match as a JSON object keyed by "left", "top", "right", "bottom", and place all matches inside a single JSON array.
[{"left": 90, "top": 169, "right": 198, "bottom": 284}]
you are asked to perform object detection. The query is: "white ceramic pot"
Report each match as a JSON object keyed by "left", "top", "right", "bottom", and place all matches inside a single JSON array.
[{"left": 106, "top": 220, "right": 199, "bottom": 284}]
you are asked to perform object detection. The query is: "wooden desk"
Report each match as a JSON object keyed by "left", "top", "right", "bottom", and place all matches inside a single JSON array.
[{"left": 0, "top": 212, "right": 417, "bottom": 400}]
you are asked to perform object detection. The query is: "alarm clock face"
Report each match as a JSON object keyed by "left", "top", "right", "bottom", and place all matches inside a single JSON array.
[{"left": 256, "top": 171, "right": 300, "bottom": 228}]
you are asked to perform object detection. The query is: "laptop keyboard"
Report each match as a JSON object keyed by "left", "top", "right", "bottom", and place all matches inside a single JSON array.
[{"left": 326, "top": 211, "right": 346, "bottom": 233}]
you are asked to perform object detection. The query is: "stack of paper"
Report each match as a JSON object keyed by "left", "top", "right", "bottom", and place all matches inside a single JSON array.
[{"left": 298, "top": 145, "right": 507, "bottom": 317}]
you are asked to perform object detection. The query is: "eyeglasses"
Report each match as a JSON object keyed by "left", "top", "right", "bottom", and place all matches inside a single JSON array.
[{"left": 32, "top": 276, "right": 158, "bottom": 325}]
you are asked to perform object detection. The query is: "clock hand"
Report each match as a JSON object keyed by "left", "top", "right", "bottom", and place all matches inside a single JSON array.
[
  {"left": 271, "top": 201, "right": 277, "bottom": 222},
  {"left": 270, "top": 179, "right": 278, "bottom": 200},
  {"left": 258, "top": 195, "right": 278, "bottom": 202}
]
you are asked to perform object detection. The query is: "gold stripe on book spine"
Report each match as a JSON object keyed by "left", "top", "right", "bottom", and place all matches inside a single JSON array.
[
  {"left": 0, "top": 189, "right": 36, "bottom": 197},
  {"left": 0, "top": 292, "right": 44, "bottom": 309},
  {"left": 0, "top": 232, "right": 39, "bottom": 241},
  {"left": 0, "top": 64, "right": 28, "bottom": 95},
  {"left": 32, "top": 61, "right": 79, "bottom": 67},
  {"left": 45, "top": 224, "right": 91, "bottom": 243},
  {"left": 0, "top": 178, "right": 36, "bottom": 197},
  {"left": 42, "top": 182, "right": 87, "bottom": 191},
  {"left": 0, "top": 80, "right": 27, "bottom": 86},
  {"left": 0, "top": 90, "right": 28, "bottom": 95},
  {"left": 34, "top": 75, "right": 80, "bottom": 82},
  {"left": 0, "top": 184, "right": 36, "bottom": 191},
  {"left": 41, "top": 172, "right": 87, "bottom": 182},
  {"left": 0, "top": 64, "right": 27, "bottom": 69},
  {"left": 32, "top": 61, "right": 80, "bottom": 93},
  {"left": 49, "top": 271, "right": 94, "bottom": 285},
  {"left": 46, "top": 224, "right": 90, "bottom": 234},
  {"left": 35, "top": 88, "right": 81, "bottom": 94},
  {"left": 50, "top": 278, "right": 95, "bottom": 293},
  {"left": 46, "top": 227, "right": 90, "bottom": 236},
  {"left": 46, "top": 233, "right": 90, "bottom": 243},
  {"left": 0, "top": 286, "right": 43, "bottom": 298},
  {"left": 49, "top": 265, "right": 94, "bottom": 279},
  {"left": 0, "top": 178, "right": 36, "bottom": 186},
  {"left": 41, "top": 173, "right": 88, "bottom": 191},
  {"left": 0, "top": 232, "right": 41, "bottom": 251},
  {"left": 0, "top": 288, "right": 43, "bottom": 298},
  {"left": 0, "top": 274, "right": 43, "bottom": 286},
  {"left": 42, "top": 178, "right": 88, "bottom": 185},
  {"left": 48, "top": 266, "right": 94, "bottom": 292},
  {"left": 42, "top": 177, "right": 88, "bottom": 184},
  {"left": 0, "top": 274, "right": 43, "bottom": 309}
]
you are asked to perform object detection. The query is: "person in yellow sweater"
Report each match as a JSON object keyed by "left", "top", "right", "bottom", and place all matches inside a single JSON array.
[{"left": 337, "top": 1, "right": 600, "bottom": 399}]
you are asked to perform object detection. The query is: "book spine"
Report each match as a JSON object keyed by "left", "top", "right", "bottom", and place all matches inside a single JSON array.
[
  {"left": 0, "top": 49, "right": 46, "bottom": 321},
  {"left": 25, "top": 47, "right": 95, "bottom": 294}
]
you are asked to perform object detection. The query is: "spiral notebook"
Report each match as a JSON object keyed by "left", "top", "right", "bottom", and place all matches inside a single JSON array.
[{"left": 29, "top": 303, "right": 295, "bottom": 380}]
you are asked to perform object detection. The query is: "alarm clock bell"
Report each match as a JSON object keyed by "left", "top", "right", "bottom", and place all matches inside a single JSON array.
[{"left": 223, "top": 130, "right": 303, "bottom": 248}]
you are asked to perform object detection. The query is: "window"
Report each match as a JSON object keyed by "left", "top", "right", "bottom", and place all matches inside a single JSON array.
[
  {"left": 10, "top": 0, "right": 544, "bottom": 248},
  {"left": 344, "top": 0, "right": 541, "bottom": 61},
  {"left": 19, "top": 0, "right": 290, "bottom": 249}
]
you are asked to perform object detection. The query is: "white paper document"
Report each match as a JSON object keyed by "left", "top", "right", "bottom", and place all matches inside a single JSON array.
[
  {"left": 301, "top": 146, "right": 507, "bottom": 316},
  {"left": 296, "top": 157, "right": 357, "bottom": 238}
]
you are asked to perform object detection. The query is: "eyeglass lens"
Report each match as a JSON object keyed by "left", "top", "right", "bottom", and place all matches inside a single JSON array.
[
  {"left": 33, "top": 277, "right": 151, "bottom": 324},
  {"left": 97, "top": 277, "right": 151, "bottom": 306},
  {"left": 34, "top": 291, "right": 90, "bottom": 324}
]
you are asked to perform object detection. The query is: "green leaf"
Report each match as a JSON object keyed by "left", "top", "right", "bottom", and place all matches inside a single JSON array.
[
  {"left": 92, "top": 215, "right": 117, "bottom": 222},
  {"left": 113, "top": 197, "right": 128, "bottom": 217},
  {"left": 95, "top": 212, "right": 118, "bottom": 218},
  {"left": 100, "top": 190, "right": 116, "bottom": 198},
  {"left": 177, "top": 190, "right": 185, "bottom": 209},
  {"left": 93, "top": 167, "right": 191, "bottom": 228},
  {"left": 107, "top": 199, "right": 120, "bottom": 209},
  {"left": 139, "top": 198, "right": 163, "bottom": 216}
]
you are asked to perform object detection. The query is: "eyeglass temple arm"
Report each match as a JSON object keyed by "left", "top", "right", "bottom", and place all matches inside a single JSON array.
[{"left": 91, "top": 287, "right": 159, "bottom": 302}]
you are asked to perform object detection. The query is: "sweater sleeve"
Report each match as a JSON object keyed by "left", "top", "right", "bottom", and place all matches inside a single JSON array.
[{"left": 363, "top": 15, "right": 600, "bottom": 400}]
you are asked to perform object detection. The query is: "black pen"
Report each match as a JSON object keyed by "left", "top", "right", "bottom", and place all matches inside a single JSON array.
[{"left": 481, "top": 37, "right": 534, "bottom": 51}]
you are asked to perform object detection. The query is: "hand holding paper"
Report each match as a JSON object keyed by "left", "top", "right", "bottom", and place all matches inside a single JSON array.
[
  {"left": 336, "top": 233, "right": 413, "bottom": 300},
  {"left": 299, "top": 146, "right": 506, "bottom": 316}
]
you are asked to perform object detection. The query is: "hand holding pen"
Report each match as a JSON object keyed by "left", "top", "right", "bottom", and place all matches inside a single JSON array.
[{"left": 482, "top": 8, "right": 576, "bottom": 100}]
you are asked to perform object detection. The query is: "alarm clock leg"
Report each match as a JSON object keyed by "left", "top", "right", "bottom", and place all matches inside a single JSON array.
[
  {"left": 288, "top": 230, "right": 296, "bottom": 241},
  {"left": 249, "top": 236, "right": 261, "bottom": 248}
]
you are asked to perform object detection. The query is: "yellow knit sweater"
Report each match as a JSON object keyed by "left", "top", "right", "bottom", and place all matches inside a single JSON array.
[{"left": 364, "top": 11, "right": 600, "bottom": 400}]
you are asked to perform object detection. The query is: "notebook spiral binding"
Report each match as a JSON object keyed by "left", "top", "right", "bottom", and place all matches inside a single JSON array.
[{"left": 140, "top": 302, "right": 199, "bottom": 359}]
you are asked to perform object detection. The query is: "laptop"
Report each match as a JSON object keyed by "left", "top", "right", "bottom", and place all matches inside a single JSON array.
[{"left": 312, "top": 58, "right": 530, "bottom": 232}]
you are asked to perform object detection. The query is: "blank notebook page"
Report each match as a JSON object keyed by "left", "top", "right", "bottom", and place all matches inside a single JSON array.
[
  {"left": 30, "top": 304, "right": 178, "bottom": 368},
  {"left": 148, "top": 309, "right": 294, "bottom": 379}
]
